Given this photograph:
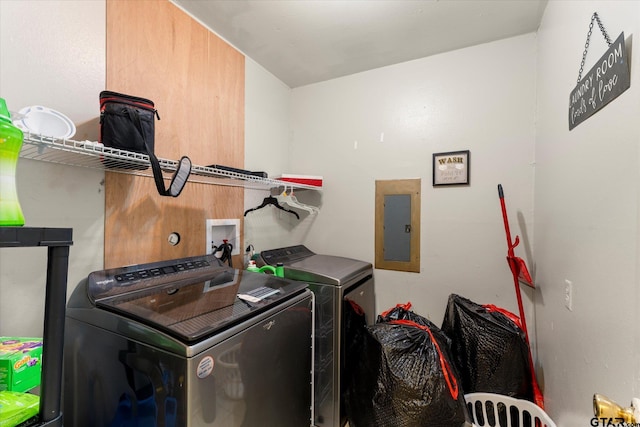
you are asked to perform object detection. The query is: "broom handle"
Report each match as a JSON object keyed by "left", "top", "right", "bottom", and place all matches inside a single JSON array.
[
  {"left": 499, "top": 184, "right": 544, "bottom": 408},
  {"left": 510, "top": 258, "right": 530, "bottom": 340},
  {"left": 499, "top": 185, "right": 529, "bottom": 337},
  {"left": 498, "top": 184, "right": 516, "bottom": 257}
]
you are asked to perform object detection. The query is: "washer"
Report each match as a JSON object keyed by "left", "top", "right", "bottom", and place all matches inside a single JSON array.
[
  {"left": 258, "top": 245, "right": 375, "bottom": 427},
  {"left": 64, "top": 254, "right": 313, "bottom": 427}
]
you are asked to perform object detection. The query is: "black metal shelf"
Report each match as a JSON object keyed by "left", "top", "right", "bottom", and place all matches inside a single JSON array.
[{"left": 0, "top": 227, "right": 73, "bottom": 427}]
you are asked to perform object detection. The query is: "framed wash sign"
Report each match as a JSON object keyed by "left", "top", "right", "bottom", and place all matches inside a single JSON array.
[{"left": 432, "top": 150, "right": 470, "bottom": 186}]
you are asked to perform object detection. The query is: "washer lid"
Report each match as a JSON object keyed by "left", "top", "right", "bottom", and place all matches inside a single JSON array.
[
  {"left": 83, "top": 254, "right": 307, "bottom": 343},
  {"left": 286, "top": 254, "right": 372, "bottom": 286}
]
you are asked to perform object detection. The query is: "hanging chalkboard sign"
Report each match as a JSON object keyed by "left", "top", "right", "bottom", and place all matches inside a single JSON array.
[{"left": 569, "top": 32, "right": 630, "bottom": 130}]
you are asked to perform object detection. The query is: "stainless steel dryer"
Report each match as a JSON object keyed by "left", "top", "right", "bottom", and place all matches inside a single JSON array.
[
  {"left": 257, "top": 245, "right": 375, "bottom": 427},
  {"left": 64, "top": 254, "right": 313, "bottom": 427}
]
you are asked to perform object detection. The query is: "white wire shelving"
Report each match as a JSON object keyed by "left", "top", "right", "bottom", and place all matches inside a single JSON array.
[{"left": 19, "top": 133, "right": 322, "bottom": 191}]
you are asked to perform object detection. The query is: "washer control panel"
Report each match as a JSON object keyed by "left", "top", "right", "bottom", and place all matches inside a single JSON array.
[{"left": 260, "top": 245, "right": 314, "bottom": 265}]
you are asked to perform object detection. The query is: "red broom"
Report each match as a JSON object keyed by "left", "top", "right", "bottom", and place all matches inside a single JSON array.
[{"left": 498, "top": 184, "right": 544, "bottom": 408}]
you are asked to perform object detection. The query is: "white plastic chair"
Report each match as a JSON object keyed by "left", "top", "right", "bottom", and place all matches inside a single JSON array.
[{"left": 465, "top": 393, "right": 556, "bottom": 427}]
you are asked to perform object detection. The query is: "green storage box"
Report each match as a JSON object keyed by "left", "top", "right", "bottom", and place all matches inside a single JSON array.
[
  {"left": 0, "top": 390, "right": 40, "bottom": 427},
  {"left": 0, "top": 338, "right": 42, "bottom": 393}
]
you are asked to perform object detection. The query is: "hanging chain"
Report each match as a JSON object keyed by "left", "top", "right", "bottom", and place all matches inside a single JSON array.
[{"left": 577, "top": 12, "right": 612, "bottom": 83}]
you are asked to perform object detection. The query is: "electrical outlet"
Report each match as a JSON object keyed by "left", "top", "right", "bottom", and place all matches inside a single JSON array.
[{"left": 564, "top": 279, "right": 573, "bottom": 311}]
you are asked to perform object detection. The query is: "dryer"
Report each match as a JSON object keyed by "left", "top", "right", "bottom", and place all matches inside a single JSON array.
[{"left": 258, "top": 245, "right": 375, "bottom": 427}]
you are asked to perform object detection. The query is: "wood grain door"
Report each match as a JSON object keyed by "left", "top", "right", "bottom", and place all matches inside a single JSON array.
[{"left": 105, "top": 0, "right": 245, "bottom": 268}]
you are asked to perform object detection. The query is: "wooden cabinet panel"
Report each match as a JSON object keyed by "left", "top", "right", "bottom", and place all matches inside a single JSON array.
[{"left": 105, "top": 0, "right": 245, "bottom": 268}]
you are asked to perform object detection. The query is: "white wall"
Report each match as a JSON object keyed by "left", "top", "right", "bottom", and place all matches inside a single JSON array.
[
  {"left": 243, "top": 59, "right": 306, "bottom": 254},
  {"left": 535, "top": 2, "right": 640, "bottom": 424},
  {"left": 0, "top": 0, "right": 105, "bottom": 336},
  {"left": 290, "top": 34, "right": 537, "bottom": 327}
]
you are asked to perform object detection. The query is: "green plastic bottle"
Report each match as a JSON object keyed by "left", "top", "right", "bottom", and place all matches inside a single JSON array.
[
  {"left": 275, "top": 262, "right": 285, "bottom": 278},
  {"left": 0, "top": 98, "right": 25, "bottom": 226}
]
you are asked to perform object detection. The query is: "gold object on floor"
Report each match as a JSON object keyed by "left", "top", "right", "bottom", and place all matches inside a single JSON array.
[{"left": 593, "top": 394, "right": 636, "bottom": 423}]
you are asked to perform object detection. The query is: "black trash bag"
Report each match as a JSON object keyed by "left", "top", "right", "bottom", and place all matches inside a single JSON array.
[
  {"left": 377, "top": 302, "right": 452, "bottom": 351},
  {"left": 441, "top": 293, "right": 535, "bottom": 401},
  {"left": 345, "top": 303, "right": 470, "bottom": 427}
]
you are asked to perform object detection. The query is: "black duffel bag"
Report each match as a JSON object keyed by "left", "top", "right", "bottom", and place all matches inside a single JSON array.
[{"left": 100, "top": 90, "right": 191, "bottom": 197}]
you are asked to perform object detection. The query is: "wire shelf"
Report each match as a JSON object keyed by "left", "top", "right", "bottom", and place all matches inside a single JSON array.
[{"left": 19, "top": 133, "right": 322, "bottom": 191}]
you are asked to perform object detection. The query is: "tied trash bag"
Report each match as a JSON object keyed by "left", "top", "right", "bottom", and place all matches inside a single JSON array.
[
  {"left": 378, "top": 302, "right": 452, "bottom": 348},
  {"left": 441, "top": 294, "right": 535, "bottom": 401},
  {"left": 344, "top": 302, "right": 470, "bottom": 427}
]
